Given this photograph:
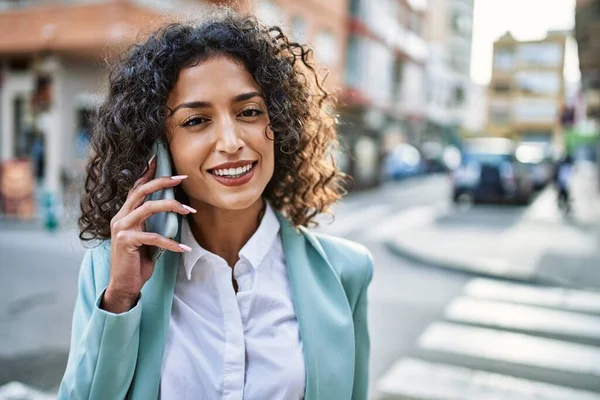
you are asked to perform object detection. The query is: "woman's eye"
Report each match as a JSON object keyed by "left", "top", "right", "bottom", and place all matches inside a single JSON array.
[
  {"left": 239, "top": 109, "right": 264, "bottom": 118},
  {"left": 182, "top": 117, "right": 208, "bottom": 127}
]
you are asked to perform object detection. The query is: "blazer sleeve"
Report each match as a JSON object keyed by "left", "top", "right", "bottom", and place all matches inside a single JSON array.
[
  {"left": 352, "top": 250, "right": 374, "bottom": 400},
  {"left": 58, "top": 248, "right": 142, "bottom": 400}
]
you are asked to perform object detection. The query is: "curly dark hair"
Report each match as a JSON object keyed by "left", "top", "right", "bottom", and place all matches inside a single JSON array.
[{"left": 79, "top": 9, "right": 346, "bottom": 241}]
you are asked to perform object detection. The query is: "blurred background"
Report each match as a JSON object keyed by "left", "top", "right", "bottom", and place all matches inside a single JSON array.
[{"left": 1, "top": 0, "right": 600, "bottom": 399}]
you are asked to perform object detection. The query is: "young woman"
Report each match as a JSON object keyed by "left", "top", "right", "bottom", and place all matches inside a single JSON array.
[{"left": 59, "top": 9, "right": 373, "bottom": 400}]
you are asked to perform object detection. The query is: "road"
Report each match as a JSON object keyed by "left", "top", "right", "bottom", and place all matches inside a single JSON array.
[
  {"left": 1, "top": 173, "right": 599, "bottom": 399},
  {"left": 316, "top": 174, "right": 600, "bottom": 399}
]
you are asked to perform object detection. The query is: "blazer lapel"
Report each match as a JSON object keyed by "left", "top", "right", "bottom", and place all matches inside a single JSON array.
[
  {"left": 277, "top": 213, "right": 355, "bottom": 400},
  {"left": 127, "top": 231, "right": 180, "bottom": 399}
]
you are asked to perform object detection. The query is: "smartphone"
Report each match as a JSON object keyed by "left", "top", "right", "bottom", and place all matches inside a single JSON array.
[{"left": 145, "top": 141, "right": 179, "bottom": 261}]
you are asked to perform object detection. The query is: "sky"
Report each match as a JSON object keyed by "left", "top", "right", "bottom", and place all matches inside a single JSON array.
[{"left": 470, "top": 0, "right": 579, "bottom": 84}]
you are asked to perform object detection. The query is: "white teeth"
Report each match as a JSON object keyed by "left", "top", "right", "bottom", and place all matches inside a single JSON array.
[{"left": 213, "top": 163, "right": 253, "bottom": 177}]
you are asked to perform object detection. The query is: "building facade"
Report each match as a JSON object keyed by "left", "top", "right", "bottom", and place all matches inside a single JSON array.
[
  {"left": 424, "top": 0, "right": 473, "bottom": 145},
  {"left": 252, "top": 0, "right": 348, "bottom": 93},
  {"left": 0, "top": 0, "right": 430, "bottom": 208},
  {"left": 339, "top": 0, "right": 429, "bottom": 189},
  {"left": 576, "top": 0, "right": 600, "bottom": 112},
  {"left": 487, "top": 31, "right": 567, "bottom": 152},
  {"left": 0, "top": 0, "right": 350, "bottom": 211},
  {"left": 575, "top": 0, "right": 600, "bottom": 175}
]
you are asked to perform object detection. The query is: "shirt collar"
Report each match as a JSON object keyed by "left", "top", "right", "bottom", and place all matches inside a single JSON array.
[
  {"left": 181, "top": 217, "right": 212, "bottom": 280},
  {"left": 239, "top": 202, "right": 280, "bottom": 270},
  {"left": 180, "top": 202, "right": 280, "bottom": 280}
]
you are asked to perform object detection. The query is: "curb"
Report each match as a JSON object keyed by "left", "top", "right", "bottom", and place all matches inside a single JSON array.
[
  {"left": 386, "top": 238, "right": 600, "bottom": 292},
  {"left": 385, "top": 238, "right": 535, "bottom": 282}
]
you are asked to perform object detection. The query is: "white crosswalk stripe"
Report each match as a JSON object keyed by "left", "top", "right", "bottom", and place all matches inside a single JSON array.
[
  {"left": 463, "top": 278, "right": 600, "bottom": 315},
  {"left": 376, "top": 278, "right": 600, "bottom": 399},
  {"left": 0, "top": 382, "right": 55, "bottom": 400},
  {"left": 445, "top": 296, "right": 600, "bottom": 343},
  {"left": 377, "top": 358, "right": 600, "bottom": 400},
  {"left": 418, "top": 322, "right": 600, "bottom": 377}
]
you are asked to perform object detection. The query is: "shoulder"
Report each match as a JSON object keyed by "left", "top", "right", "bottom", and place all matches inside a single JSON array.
[
  {"left": 304, "top": 230, "right": 373, "bottom": 306},
  {"left": 79, "top": 240, "right": 112, "bottom": 293}
]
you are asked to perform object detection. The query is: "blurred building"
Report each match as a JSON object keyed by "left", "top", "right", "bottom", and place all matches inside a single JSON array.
[
  {"left": 253, "top": 0, "right": 348, "bottom": 93},
  {"left": 462, "top": 82, "right": 487, "bottom": 134},
  {"left": 0, "top": 0, "right": 349, "bottom": 202},
  {"left": 0, "top": 0, "right": 215, "bottom": 200},
  {"left": 487, "top": 31, "right": 568, "bottom": 152},
  {"left": 575, "top": 0, "right": 600, "bottom": 172},
  {"left": 339, "top": 0, "right": 429, "bottom": 189},
  {"left": 424, "top": 0, "right": 473, "bottom": 146},
  {"left": 576, "top": 0, "right": 600, "bottom": 118}
]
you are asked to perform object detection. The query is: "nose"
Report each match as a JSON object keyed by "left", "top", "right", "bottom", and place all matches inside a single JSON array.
[{"left": 215, "top": 117, "right": 244, "bottom": 154}]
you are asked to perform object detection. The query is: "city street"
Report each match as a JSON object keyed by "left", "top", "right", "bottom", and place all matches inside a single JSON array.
[
  {"left": 1, "top": 0, "right": 599, "bottom": 399},
  {"left": 2, "top": 172, "right": 600, "bottom": 399}
]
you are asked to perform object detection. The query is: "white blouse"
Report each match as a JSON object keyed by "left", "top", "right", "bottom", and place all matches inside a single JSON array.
[{"left": 159, "top": 203, "right": 306, "bottom": 400}]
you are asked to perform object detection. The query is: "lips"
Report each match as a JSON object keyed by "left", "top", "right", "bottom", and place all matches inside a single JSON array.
[
  {"left": 209, "top": 161, "right": 256, "bottom": 178},
  {"left": 208, "top": 161, "right": 258, "bottom": 187}
]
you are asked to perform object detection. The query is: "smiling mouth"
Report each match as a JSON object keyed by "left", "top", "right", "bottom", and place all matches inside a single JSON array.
[{"left": 208, "top": 161, "right": 258, "bottom": 179}]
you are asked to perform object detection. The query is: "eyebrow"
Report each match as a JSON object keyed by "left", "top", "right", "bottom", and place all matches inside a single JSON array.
[{"left": 169, "top": 91, "right": 264, "bottom": 115}]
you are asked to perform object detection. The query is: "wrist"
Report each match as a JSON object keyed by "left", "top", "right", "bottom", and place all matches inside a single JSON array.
[{"left": 102, "top": 286, "right": 139, "bottom": 314}]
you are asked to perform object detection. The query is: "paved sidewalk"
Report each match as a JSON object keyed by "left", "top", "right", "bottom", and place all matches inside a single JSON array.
[{"left": 387, "top": 164, "right": 600, "bottom": 290}]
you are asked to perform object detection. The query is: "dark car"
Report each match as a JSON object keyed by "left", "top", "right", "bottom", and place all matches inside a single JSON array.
[{"left": 452, "top": 138, "right": 534, "bottom": 205}]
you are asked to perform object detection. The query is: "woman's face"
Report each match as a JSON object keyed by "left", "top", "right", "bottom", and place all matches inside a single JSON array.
[{"left": 166, "top": 56, "right": 274, "bottom": 212}]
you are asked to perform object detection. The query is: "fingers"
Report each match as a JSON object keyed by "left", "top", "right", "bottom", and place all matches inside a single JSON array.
[
  {"left": 114, "top": 230, "right": 191, "bottom": 253},
  {"left": 125, "top": 175, "right": 187, "bottom": 213},
  {"left": 119, "top": 154, "right": 187, "bottom": 215},
  {"left": 115, "top": 199, "right": 196, "bottom": 231},
  {"left": 136, "top": 154, "right": 157, "bottom": 189}
]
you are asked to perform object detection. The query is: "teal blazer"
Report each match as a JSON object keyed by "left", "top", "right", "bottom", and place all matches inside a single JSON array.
[{"left": 58, "top": 213, "right": 373, "bottom": 399}]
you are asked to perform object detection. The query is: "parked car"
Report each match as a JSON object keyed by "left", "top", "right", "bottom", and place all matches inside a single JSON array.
[
  {"left": 384, "top": 143, "right": 425, "bottom": 180},
  {"left": 515, "top": 142, "right": 553, "bottom": 190},
  {"left": 420, "top": 141, "right": 449, "bottom": 173},
  {"left": 452, "top": 138, "right": 534, "bottom": 205}
]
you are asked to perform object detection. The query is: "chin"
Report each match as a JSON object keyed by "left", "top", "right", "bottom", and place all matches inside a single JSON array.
[{"left": 211, "top": 191, "right": 264, "bottom": 211}]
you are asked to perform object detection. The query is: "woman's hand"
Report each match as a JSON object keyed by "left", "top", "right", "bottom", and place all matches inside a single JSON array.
[{"left": 101, "top": 156, "right": 195, "bottom": 314}]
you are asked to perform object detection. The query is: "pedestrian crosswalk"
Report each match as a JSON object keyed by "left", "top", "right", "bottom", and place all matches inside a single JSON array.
[{"left": 376, "top": 278, "right": 600, "bottom": 399}]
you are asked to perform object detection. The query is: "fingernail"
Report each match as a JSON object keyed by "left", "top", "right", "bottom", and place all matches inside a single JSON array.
[
  {"left": 148, "top": 154, "right": 156, "bottom": 166},
  {"left": 182, "top": 204, "right": 197, "bottom": 213},
  {"left": 171, "top": 175, "right": 188, "bottom": 180},
  {"left": 179, "top": 244, "right": 192, "bottom": 252}
]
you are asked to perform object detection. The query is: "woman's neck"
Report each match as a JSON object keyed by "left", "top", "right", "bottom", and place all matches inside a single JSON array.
[{"left": 186, "top": 198, "right": 265, "bottom": 268}]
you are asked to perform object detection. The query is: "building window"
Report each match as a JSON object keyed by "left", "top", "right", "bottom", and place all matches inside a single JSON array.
[
  {"left": 490, "top": 107, "right": 510, "bottom": 125},
  {"left": 452, "top": 10, "right": 472, "bottom": 37},
  {"left": 515, "top": 71, "right": 561, "bottom": 96},
  {"left": 350, "top": 0, "right": 361, "bottom": 16},
  {"left": 290, "top": 15, "right": 307, "bottom": 43},
  {"left": 409, "top": 12, "right": 421, "bottom": 36},
  {"left": 392, "top": 58, "right": 404, "bottom": 103},
  {"left": 453, "top": 86, "right": 465, "bottom": 106},
  {"left": 0, "top": 0, "right": 30, "bottom": 9},
  {"left": 345, "top": 35, "right": 360, "bottom": 87},
  {"left": 516, "top": 42, "right": 563, "bottom": 68},
  {"left": 494, "top": 49, "right": 514, "bottom": 71},
  {"left": 450, "top": 51, "right": 470, "bottom": 74},
  {"left": 493, "top": 81, "right": 511, "bottom": 93},
  {"left": 314, "top": 28, "right": 337, "bottom": 66}
]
